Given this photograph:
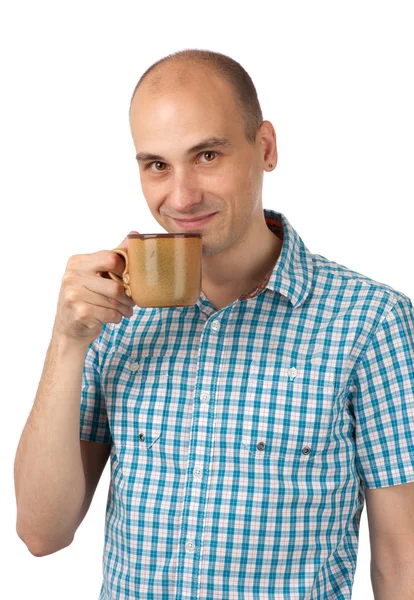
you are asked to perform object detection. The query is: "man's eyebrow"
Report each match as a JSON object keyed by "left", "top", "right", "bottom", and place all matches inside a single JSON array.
[{"left": 135, "top": 137, "right": 233, "bottom": 163}]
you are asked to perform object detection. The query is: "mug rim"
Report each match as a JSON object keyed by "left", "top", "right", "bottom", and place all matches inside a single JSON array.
[{"left": 127, "top": 233, "right": 201, "bottom": 239}]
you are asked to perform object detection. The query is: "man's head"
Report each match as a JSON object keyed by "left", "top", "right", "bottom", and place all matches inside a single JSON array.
[{"left": 129, "top": 49, "right": 277, "bottom": 257}]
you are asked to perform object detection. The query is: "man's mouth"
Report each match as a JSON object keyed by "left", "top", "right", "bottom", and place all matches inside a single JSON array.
[{"left": 172, "top": 212, "right": 217, "bottom": 228}]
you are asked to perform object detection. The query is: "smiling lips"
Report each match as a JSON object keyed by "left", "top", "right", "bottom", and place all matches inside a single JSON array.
[{"left": 172, "top": 212, "right": 217, "bottom": 228}]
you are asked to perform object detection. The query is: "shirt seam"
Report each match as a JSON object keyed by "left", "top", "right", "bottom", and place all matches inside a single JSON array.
[
  {"left": 347, "top": 294, "right": 402, "bottom": 389},
  {"left": 313, "top": 265, "right": 409, "bottom": 292}
]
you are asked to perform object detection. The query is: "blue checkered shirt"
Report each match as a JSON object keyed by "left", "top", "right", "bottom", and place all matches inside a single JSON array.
[{"left": 80, "top": 208, "right": 414, "bottom": 599}]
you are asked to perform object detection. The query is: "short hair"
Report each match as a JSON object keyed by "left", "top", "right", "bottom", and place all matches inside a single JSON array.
[{"left": 129, "top": 48, "right": 263, "bottom": 145}]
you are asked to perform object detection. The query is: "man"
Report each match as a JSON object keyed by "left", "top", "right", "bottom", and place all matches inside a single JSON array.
[{"left": 15, "top": 49, "right": 414, "bottom": 599}]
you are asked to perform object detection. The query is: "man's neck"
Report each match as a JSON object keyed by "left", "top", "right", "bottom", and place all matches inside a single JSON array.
[{"left": 201, "top": 215, "right": 283, "bottom": 310}]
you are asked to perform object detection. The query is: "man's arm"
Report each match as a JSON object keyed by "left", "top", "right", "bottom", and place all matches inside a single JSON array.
[
  {"left": 14, "top": 335, "right": 108, "bottom": 556},
  {"left": 365, "top": 482, "right": 414, "bottom": 599}
]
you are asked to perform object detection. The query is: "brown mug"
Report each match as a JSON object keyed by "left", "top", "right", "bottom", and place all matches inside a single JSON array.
[{"left": 107, "top": 232, "right": 202, "bottom": 308}]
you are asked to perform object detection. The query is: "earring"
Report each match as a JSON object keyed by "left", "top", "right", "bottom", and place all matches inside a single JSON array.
[{"left": 269, "top": 164, "right": 273, "bottom": 168}]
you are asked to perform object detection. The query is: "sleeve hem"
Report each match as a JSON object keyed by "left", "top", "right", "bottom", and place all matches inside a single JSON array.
[
  {"left": 80, "top": 432, "right": 112, "bottom": 444},
  {"left": 362, "top": 463, "right": 414, "bottom": 489}
]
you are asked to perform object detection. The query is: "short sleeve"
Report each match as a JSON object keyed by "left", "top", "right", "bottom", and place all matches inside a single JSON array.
[
  {"left": 353, "top": 295, "right": 414, "bottom": 489},
  {"left": 80, "top": 333, "right": 112, "bottom": 444}
]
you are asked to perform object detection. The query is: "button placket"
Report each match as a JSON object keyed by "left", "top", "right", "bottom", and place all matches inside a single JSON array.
[
  {"left": 194, "top": 466, "right": 203, "bottom": 481},
  {"left": 200, "top": 392, "right": 210, "bottom": 404},
  {"left": 211, "top": 319, "right": 221, "bottom": 332}
]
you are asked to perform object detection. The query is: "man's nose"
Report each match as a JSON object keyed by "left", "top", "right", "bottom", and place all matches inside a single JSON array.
[{"left": 169, "top": 173, "right": 203, "bottom": 213}]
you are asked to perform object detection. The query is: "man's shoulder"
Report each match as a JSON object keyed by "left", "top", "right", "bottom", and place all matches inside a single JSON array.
[{"left": 311, "top": 252, "right": 410, "bottom": 307}]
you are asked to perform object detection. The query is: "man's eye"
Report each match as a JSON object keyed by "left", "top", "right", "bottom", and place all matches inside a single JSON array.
[
  {"left": 147, "top": 161, "right": 166, "bottom": 172},
  {"left": 199, "top": 150, "right": 218, "bottom": 163},
  {"left": 146, "top": 151, "right": 218, "bottom": 172}
]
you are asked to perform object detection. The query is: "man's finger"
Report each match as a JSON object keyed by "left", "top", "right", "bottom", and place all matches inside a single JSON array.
[
  {"left": 118, "top": 230, "right": 140, "bottom": 249},
  {"left": 98, "top": 231, "right": 140, "bottom": 278}
]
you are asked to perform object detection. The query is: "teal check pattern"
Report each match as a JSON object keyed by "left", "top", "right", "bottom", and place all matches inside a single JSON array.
[{"left": 80, "top": 208, "right": 414, "bottom": 599}]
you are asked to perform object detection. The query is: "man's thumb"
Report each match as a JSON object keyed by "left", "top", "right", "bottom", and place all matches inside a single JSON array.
[{"left": 118, "top": 230, "right": 140, "bottom": 249}]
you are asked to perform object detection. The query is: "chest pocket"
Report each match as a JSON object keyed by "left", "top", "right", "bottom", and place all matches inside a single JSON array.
[
  {"left": 101, "top": 350, "right": 170, "bottom": 450},
  {"left": 238, "top": 360, "right": 336, "bottom": 465}
]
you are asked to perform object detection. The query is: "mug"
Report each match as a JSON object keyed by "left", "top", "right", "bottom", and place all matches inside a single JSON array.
[{"left": 107, "top": 232, "right": 202, "bottom": 308}]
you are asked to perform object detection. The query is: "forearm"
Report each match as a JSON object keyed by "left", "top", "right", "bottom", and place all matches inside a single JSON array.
[
  {"left": 14, "top": 333, "right": 88, "bottom": 553},
  {"left": 372, "top": 563, "right": 414, "bottom": 599}
]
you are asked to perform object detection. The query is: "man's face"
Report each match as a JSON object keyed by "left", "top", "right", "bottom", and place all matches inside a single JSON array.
[{"left": 129, "top": 70, "right": 266, "bottom": 257}]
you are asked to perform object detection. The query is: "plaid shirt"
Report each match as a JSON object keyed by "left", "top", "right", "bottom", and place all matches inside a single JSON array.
[{"left": 80, "top": 208, "right": 414, "bottom": 599}]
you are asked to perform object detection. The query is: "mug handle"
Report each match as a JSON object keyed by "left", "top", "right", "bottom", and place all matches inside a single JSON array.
[{"left": 107, "top": 248, "right": 132, "bottom": 298}]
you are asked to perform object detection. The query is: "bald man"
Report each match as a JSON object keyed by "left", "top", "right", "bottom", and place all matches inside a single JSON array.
[{"left": 15, "top": 49, "right": 414, "bottom": 600}]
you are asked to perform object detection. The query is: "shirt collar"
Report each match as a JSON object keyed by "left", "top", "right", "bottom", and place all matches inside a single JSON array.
[{"left": 262, "top": 208, "right": 314, "bottom": 309}]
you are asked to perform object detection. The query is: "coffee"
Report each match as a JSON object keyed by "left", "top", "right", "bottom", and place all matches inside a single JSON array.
[{"left": 108, "top": 233, "right": 202, "bottom": 308}]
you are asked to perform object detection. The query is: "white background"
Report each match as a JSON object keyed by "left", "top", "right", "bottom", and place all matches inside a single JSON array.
[{"left": 3, "top": 1, "right": 413, "bottom": 598}]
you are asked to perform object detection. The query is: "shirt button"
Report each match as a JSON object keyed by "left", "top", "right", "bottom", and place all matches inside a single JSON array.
[
  {"left": 302, "top": 445, "right": 311, "bottom": 455},
  {"left": 186, "top": 541, "right": 195, "bottom": 552},
  {"left": 139, "top": 433, "right": 146, "bottom": 442},
  {"left": 257, "top": 441, "right": 266, "bottom": 451},
  {"left": 129, "top": 362, "right": 140, "bottom": 372},
  {"left": 211, "top": 320, "right": 221, "bottom": 332},
  {"left": 194, "top": 466, "right": 202, "bottom": 480},
  {"left": 289, "top": 367, "right": 297, "bottom": 380},
  {"left": 200, "top": 392, "right": 210, "bottom": 403}
]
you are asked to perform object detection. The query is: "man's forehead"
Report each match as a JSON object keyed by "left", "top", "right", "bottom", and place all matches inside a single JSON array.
[{"left": 130, "top": 79, "right": 244, "bottom": 158}]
